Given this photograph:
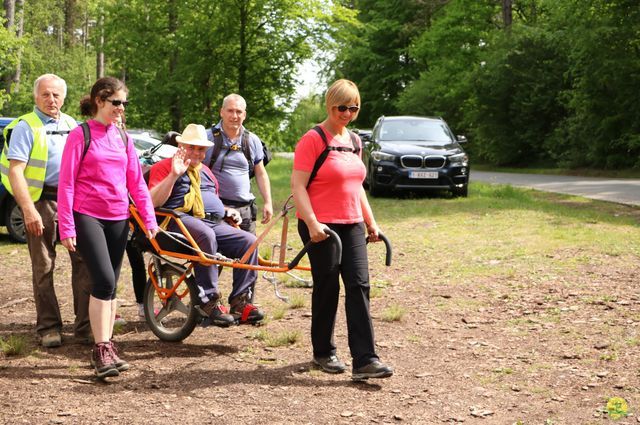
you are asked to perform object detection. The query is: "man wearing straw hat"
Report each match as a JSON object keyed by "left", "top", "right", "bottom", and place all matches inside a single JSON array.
[{"left": 148, "top": 123, "right": 264, "bottom": 326}]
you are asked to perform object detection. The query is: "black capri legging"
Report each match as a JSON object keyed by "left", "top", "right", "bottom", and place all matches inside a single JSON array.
[{"left": 74, "top": 212, "right": 129, "bottom": 301}]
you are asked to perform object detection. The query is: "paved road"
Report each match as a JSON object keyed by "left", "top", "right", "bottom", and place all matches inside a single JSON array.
[{"left": 471, "top": 171, "right": 640, "bottom": 206}]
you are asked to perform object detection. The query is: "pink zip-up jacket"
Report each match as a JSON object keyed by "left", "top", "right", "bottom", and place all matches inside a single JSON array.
[{"left": 57, "top": 119, "right": 157, "bottom": 240}]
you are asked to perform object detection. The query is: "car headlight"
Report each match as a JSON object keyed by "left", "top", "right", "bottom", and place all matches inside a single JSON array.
[
  {"left": 449, "top": 153, "right": 468, "bottom": 165},
  {"left": 371, "top": 151, "right": 395, "bottom": 162}
]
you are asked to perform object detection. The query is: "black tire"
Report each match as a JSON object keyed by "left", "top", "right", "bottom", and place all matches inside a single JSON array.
[
  {"left": 5, "top": 200, "right": 26, "bottom": 243},
  {"left": 452, "top": 185, "right": 468, "bottom": 197},
  {"left": 144, "top": 263, "right": 200, "bottom": 342}
]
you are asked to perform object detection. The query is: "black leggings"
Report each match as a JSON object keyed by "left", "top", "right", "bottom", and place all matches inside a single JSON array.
[{"left": 74, "top": 212, "right": 129, "bottom": 301}]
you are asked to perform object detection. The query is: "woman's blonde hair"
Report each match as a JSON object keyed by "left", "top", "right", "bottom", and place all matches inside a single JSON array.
[{"left": 325, "top": 79, "right": 361, "bottom": 120}]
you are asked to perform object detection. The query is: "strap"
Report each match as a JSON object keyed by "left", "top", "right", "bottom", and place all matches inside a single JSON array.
[
  {"left": 241, "top": 130, "right": 254, "bottom": 176},
  {"left": 307, "top": 126, "right": 329, "bottom": 188},
  {"left": 81, "top": 122, "right": 91, "bottom": 159},
  {"left": 208, "top": 126, "right": 224, "bottom": 170},
  {"left": 209, "top": 126, "right": 254, "bottom": 176},
  {"left": 307, "top": 126, "right": 360, "bottom": 188},
  {"left": 81, "top": 122, "right": 129, "bottom": 160}
]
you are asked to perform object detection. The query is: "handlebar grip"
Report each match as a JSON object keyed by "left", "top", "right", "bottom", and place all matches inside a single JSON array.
[
  {"left": 367, "top": 232, "right": 392, "bottom": 266},
  {"left": 287, "top": 228, "right": 342, "bottom": 270}
]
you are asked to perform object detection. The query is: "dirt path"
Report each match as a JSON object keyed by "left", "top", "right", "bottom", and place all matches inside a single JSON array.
[{"left": 1, "top": 234, "right": 640, "bottom": 424}]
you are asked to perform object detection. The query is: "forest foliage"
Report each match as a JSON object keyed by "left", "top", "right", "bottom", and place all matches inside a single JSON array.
[{"left": 1, "top": 0, "right": 639, "bottom": 168}]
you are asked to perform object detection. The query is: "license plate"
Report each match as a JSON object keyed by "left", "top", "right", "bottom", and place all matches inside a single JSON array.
[{"left": 409, "top": 171, "right": 438, "bottom": 179}]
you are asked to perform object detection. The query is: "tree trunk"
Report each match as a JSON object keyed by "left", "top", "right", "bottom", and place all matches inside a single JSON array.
[
  {"left": 237, "top": 0, "right": 247, "bottom": 95},
  {"left": 168, "top": 0, "right": 181, "bottom": 130},
  {"left": 96, "top": 12, "right": 104, "bottom": 79},
  {"left": 64, "top": 0, "right": 77, "bottom": 47},
  {"left": 3, "top": 0, "right": 15, "bottom": 29},
  {"left": 502, "top": 0, "right": 513, "bottom": 29},
  {"left": 11, "top": 0, "right": 24, "bottom": 93}
]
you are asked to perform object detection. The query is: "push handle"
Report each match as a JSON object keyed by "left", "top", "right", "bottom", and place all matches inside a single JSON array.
[
  {"left": 367, "top": 232, "right": 392, "bottom": 266},
  {"left": 287, "top": 228, "right": 341, "bottom": 270}
]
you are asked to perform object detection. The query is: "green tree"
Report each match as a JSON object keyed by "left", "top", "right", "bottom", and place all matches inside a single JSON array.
[{"left": 332, "top": 0, "right": 431, "bottom": 127}]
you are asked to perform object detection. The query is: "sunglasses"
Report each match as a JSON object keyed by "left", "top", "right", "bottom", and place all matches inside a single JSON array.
[
  {"left": 336, "top": 105, "right": 360, "bottom": 113},
  {"left": 106, "top": 98, "right": 129, "bottom": 107}
]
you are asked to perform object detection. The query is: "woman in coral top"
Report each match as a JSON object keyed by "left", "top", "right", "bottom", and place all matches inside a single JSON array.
[
  {"left": 57, "top": 77, "right": 158, "bottom": 378},
  {"left": 291, "top": 79, "right": 393, "bottom": 381}
]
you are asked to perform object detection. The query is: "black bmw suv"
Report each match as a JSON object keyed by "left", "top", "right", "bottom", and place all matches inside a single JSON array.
[{"left": 363, "top": 115, "right": 469, "bottom": 197}]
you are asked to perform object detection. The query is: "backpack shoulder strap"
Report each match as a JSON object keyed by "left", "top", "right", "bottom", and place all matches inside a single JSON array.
[
  {"left": 208, "top": 126, "right": 224, "bottom": 169},
  {"left": 307, "top": 126, "right": 330, "bottom": 188},
  {"left": 348, "top": 130, "right": 360, "bottom": 154},
  {"left": 241, "top": 130, "right": 254, "bottom": 175},
  {"left": 81, "top": 123, "right": 128, "bottom": 160},
  {"left": 116, "top": 126, "right": 128, "bottom": 151},
  {"left": 81, "top": 122, "right": 91, "bottom": 159}
]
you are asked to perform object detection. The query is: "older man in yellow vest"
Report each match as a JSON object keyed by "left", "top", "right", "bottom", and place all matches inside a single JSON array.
[{"left": 0, "top": 74, "right": 91, "bottom": 347}]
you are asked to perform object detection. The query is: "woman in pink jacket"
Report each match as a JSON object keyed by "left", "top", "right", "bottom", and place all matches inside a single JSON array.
[{"left": 58, "top": 77, "right": 158, "bottom": 379}]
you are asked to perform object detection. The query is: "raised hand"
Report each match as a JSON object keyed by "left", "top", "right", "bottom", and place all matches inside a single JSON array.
[{"left": 171, "top": 146, "right": 191, "bottom": 176}]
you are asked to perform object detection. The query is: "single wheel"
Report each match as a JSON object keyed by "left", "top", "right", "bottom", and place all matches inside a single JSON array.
[
  {"left": 144, "top": 263, "right": 200, "bottom": 342},
  {"left": 5, "top": 200, "right": 26, "bottom": 243},
  {"left": 452, "top": 184, "right": 468, "bottom": 197}
]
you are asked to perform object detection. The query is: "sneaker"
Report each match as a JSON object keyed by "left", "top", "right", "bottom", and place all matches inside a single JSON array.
[
  {"left": 313, "top": 355, "right": 346, "bottom": 374},
  {"left": 201, "top": 297, "right": 235, "bottom": 327},
  {"left": 230, "top": 292, "right": 264, "bottom": 324},
  {"left": 114, "top": 314, "right": 127, "bottom": 326},
  {"left": 91, "top": 342, "right": 119, "bottom": 378},
  {"left": 351, "top": 360, "right": 394, "bottom": 381},
  {"left": 109, "top": 340, "right": 130, "bottom": 372},
  {"left": 41, "top": 330, "right": 62, "bottom": 348},
  {"left": 137, "top": 303, "right": 145, "bottom": 318}
]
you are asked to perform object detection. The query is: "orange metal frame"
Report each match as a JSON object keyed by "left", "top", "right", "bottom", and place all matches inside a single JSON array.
[{"left": 128, "top": 196, "right": 311, "bottom": 302}]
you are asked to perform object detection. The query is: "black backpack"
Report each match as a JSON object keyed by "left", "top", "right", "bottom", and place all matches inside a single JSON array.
[
  {"left": 306, "top": 125, "right": 360, "bottom": 188},
  {"left": 80, "top": 122, "right": 128, "bottom": 160},
  {"left": 208, "top": 126, "right": 271, "bottom": 178}
]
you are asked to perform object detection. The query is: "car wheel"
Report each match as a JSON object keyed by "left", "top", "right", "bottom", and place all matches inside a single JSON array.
[
  {"left": 6, "top": 200, "right": 26, "bottom": 243},
  {"left": 452, "top": 185, "right": 468, "bottom": 198}
]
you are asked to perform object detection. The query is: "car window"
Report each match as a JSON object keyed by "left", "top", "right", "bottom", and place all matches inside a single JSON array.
[{"left": 380, "top": 119, "right": 453, "bottom": 144}]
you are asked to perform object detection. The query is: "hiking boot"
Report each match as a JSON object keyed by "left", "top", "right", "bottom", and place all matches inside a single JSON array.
[
  {"left": 313, "top": 355, "right": 347, "bottom": 374},
  {"left": 201, "top": 297, "right": 235, "bottom": 327},
  {"left": 351, "top": 360, "right": 394, "bottom": 381},
  {"left": 137, "top": 303, "right": 145, "bottom": 318},
  {"left": 41, "top": 330, "right": 62, "bottom": 348},
  {"left": 109, "top": 340, "right": 130, "bottom": 372},
  {"left": 91, "top": 342, "right": 119, "bottom": 378},
  {"left": 230, "top": 292, "right": 264, "bottom": 324}
]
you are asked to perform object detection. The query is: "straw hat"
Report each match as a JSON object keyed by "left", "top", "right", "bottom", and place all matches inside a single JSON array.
[{"left": 175, "top": 124, "right": 213, "bottom": 147}]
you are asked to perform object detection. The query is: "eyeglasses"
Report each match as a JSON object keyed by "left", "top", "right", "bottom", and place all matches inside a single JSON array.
[
  {"left": 106, "top": 98, "right": 129, "bottom": 107},
  {"left": 336, "top": 105, "right": 360, "bottom": 113}
]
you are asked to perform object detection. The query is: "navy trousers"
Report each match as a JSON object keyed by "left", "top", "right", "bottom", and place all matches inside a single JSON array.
[{"left": 169, "top": 215, "right": 258, "bottom": 303}]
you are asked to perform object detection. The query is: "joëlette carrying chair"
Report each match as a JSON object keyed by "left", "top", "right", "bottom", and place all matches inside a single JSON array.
[{"left": 127, "top": 194, "right": 338, "bottom": 342}]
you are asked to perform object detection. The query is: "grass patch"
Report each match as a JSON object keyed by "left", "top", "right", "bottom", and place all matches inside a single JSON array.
[
  {"left": 381, "top": 305, "right": 406, "bottom": 322},
  {"left": 287, "top": 294, "right": 306, "bottom": 309},
  {"left": 249, "top": 329, "right": 302, "bottom": 347},
  {"left": 0, "top": 335, "right": 30, "bottom": 356},
  {"left": 270, "top": 306, "right": 287, "bottom": 320}
]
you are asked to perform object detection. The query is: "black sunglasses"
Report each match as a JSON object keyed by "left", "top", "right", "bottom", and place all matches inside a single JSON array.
[
  {"left": 336, "top": 105, "right": 360, "bottom": 113},
  {"left": 106, "top": 98, "right": 129, "bottom": 107}
]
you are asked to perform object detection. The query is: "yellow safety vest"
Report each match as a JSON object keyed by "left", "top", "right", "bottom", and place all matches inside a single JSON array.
[{"left": 0, "top": 112, "right": 75, "bottom": 201}]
